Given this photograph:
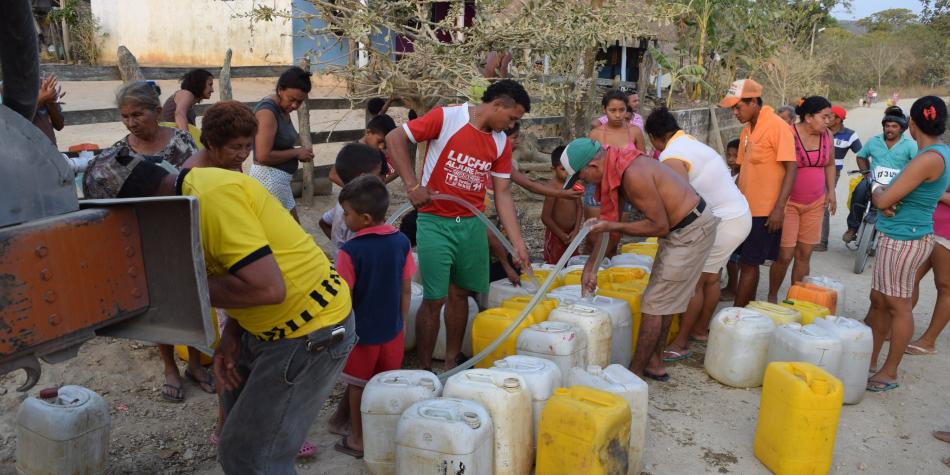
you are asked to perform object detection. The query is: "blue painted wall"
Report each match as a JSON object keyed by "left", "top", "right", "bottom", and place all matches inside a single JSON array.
[{"left": 291, "top": 0, "right": 394, "bottom": 69}]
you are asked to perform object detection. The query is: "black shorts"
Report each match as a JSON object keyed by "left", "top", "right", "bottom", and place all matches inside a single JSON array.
[{"left": 737, "top": 217, "right": 781, "bottom": 266}]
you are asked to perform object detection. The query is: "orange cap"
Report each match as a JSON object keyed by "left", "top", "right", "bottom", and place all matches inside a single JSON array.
[{"left": 718, "top": 79, "right": 763, "bottom": 108}]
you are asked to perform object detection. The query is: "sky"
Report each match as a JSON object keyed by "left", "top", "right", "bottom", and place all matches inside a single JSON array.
[{"left": 831, "top": 0, "right": 925, "bottom": 21}]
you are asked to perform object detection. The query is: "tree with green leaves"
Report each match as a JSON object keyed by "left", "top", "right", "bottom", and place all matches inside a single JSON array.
[{"left": 858, "top": 8, "right": 918, "bottom": 32}]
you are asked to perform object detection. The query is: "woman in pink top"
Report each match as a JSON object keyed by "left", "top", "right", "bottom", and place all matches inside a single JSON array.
[
  {"left": 906, "top": 183, "right": 950, "bottom": 355},
  {"left": 768, "top": 96, "right": 836, "bottom": 302},
  {"left": 588, "top": 89, "right": 645, "bottom": 152}
]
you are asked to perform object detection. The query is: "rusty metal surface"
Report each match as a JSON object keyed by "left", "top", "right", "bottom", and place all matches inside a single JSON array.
[
  {"left": 82, "top": 196, "right": 214, "bottom": 353},
  {"left": 0, "top": 208, "right": 150, "bottom": 360}
]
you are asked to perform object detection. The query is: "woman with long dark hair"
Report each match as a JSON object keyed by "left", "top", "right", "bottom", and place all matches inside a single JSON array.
[{"left": 160, "top": 68, "right": 214, "bottom": 132}]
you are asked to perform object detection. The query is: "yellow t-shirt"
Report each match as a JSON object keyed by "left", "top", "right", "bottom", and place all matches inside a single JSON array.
[{"left": 178, "top": 167, "right": 351, "bottom": 340}]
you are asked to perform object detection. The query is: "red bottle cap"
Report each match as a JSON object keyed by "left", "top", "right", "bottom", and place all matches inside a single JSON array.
[{"left": 39, "top": 387, "right": 59, "bottom": 399}]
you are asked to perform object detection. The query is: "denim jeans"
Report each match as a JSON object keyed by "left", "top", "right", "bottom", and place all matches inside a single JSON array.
[{"left": 218, "top": 314, "right": 356, "bottom": 474}]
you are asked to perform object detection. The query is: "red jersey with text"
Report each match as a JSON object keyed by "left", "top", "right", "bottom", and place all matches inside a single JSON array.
[{"left": 403, "top": 104, "right": 512, "bottom": 217}]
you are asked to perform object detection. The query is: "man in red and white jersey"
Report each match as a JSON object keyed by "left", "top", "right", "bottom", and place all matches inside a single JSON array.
[{"left": 387, "top": 80, "right": 531, "bottom": 370}]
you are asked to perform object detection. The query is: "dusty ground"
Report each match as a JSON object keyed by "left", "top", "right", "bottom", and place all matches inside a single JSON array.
[{"left": 3, "top": 93, "right": 950, "bottom": 474}]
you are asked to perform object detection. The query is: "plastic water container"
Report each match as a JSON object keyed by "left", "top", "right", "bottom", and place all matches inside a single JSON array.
[
  {"left": 754, "top": 362, "right": 843, "bottom": 475},
  {"left": 704, "top": 307, "right": 776, "bottom": 388},
  {"left": 471, "top": 307, "right": 536, "bottom": 368},
  {"left": 596, "top": 280, "right": 647, "bottom": 353},
  {"left": 601, "top": 267, "right": 650, "bottom": 290},
  {"left": 362, "top": 370, "right": 443, "bottom": 475},
  {"left": 493, "top": 355, "right": 562, "bottom": 452},
  {"left": 804, "top": 276, "right": 846, "bottom": 315},
  {"left": 547, "top": 286, "right": 633, "bottom": 366},
  {"left": 522, "top": 265, "right": 562, "bottom": 290},
  {"left": 487, "top": 278, "right": 536, "bottom": 309},
  {"left": 444, "top": 369, "right": 533, "bottom": 475},
  {"left": 411, "top": 251, "right": 421, "bottom": 284},
  {"left": 568, "top": 254, "right": 611, "bottom": 268},
  {"left": 432, "top": 296, "right": 479, "bottom": 360},
  {"left": 779, "top": 299, "right": 830, "bottom": 325},
  {"left": 787, "top": 283, "right": 838, "bottom": 316},
  {"left": 610, "top": 253, "right": 654, "bottom": 269},
  {"left": 767, "top": 323, "right": 843, "bottom": 376},
  {"left": 747, "top": 301, "right": 802, "bottom": 326},
  {"left": 813, "top": 316, "right": 873, "bottom": 404},
  {"left": 549, "top": 304, "right": 612, "bottom": 367},
  {"left": 536, "top": 386, "right": 632, "bottom": 475},
  {"left": 395, "top": 398, "right": 493, "bottom": 475},
  {"left": 16, "top": 385, "right": 111, "bottom": 475},
  {"left": 403, "top": 282, "right": 425, "bottom": 350},
  {"left": 562, "top": 269, "right": 608, "bottom": 286},
  {"left": 620, "top": 242, "right": 658, "bottom": 258},
  {"left": 501, "top": 296, "right": 558, "bottom": 322},
  {"left": 569, "top": 365, "right": 648, "bottom": 474},
  {"left": 516, "top": 321, "right": 587, "bottom": 377}
]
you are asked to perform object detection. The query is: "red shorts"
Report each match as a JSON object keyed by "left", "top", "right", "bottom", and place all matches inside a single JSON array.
[
  {"left": 544, "top": 229, "right": 579, "bottom": 265},
  {"left": 341, "top": 331, "right": 405, "bottom": 387}
]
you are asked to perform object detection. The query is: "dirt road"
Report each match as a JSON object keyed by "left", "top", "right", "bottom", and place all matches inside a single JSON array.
[{"left": 2, "top": 98, "right": 949, "bottom": 474}]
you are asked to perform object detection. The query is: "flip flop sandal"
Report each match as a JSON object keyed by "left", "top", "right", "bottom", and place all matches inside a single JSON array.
[
  {"left": 662, "top": 350, "right": 690, "bottom": 363},
  {"left": 297, "top": 440, "right": 317, "bottom": 459},
  {"left": 905, "top": 344, "right": 938, "bottom": 356},
  {"left": 866, "top": 379, "right": 899, "bottom": 393},
  {"left": 643, "top": 370, "right": 671, "bottom": 382},
  {"left": 688, "top": 335, "right": 709, "bottom": 343},
  {"left": 185, "top": 367, "right": 216, "bottom": 394},
  {"left": 334, "top": 436, "right": 363, "bottom": 459},
  {"left": 161, "top": 383, "right": 184, "bottom": 403}
]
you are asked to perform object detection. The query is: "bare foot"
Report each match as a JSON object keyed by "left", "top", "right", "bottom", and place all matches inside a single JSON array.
[
  {"left": 906, "top": 340, "right": 937, "bottom": 355},
  {"left": 689, "top": 332, "right": 709, "bottom": 342},
  {"left": 934, "top": 431, "right": 950, "bottom": 444},
  {"left": 719, "top": 290, "right": 736, "bottom": 302},
  {"left": 766, "top": 294, "right": 778, "bottom": 304}
]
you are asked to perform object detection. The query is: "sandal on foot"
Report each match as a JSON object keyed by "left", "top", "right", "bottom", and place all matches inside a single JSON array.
[
  {"left": 334, "top": 436, "right": 363, "bottom": 459},
  {"left": 662, "top": 350, "right": 690, "bottom": 363},
  {"left": 297, "top": 440, "right": 317, "bottom": 459},
  {"left": 689, "top": 334, "right": 708, "bottom": 343},
  {"left": 866, "top": 379, "right": 899, "bottom": 393},
  {"left": 905, "top": 344, "right": 937, "bottom": 356},
  {"left": 161, "top": 383, "right": 184, "bottom": 403},
  {"left": 643, "top": 370, "right": 671, "bottom": 382},
  {"left": 185, "top": 367, "right": 216, "bottom": 394}
]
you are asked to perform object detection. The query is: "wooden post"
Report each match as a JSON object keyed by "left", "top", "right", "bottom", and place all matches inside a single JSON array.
[
  {"left": 61, "top": 18, "right": 72, "bottom": 63},
  {"left": 708, "top": 106, "right": 725, "bottom": 157},
  {"left": 297, "top": 56, "right": 314, "bottom": 205},
  {"left": 220, "top": 49, "right": 233, "bottom": 101},
  {"left": 116, "top": 46, "right": 145, "bottom": 83}
]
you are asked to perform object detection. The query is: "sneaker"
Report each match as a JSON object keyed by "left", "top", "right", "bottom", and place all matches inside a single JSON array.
[{"left": 842, "top": 229, "right": 857, "bottom": 243}]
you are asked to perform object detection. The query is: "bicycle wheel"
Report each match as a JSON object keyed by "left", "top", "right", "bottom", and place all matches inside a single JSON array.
[{"left": 854, "top": 221, "right": 875, "bottom": 274}]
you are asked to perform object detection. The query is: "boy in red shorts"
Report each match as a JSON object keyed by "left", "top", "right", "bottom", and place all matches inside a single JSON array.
[{"left": 332, "top": 175, "right": 415, "bottom": 458}]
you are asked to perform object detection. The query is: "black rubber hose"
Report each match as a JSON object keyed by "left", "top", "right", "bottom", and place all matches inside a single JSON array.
[{"left": 0, "top": 0, "right": 40, "bottom": 120}]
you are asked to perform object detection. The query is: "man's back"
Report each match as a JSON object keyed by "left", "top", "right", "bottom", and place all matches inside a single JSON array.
[{"left": 621, "top": 157, "right": 699, "bottom": 230}]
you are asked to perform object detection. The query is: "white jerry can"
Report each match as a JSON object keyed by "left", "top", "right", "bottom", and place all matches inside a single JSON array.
[{"left": 395, "top": 398, "right": 493, "bottom": 475}]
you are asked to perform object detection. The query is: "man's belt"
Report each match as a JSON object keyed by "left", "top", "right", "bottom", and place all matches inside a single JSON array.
[{"left": 670, "top": 198, "right": 707, "bottom": 233}]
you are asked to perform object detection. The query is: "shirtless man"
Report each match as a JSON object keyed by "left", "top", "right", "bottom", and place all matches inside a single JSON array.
[
  {"left": 541, "top": 145, "right": 583, "bottom": 264},
  {"left": 562, "top": 138, "right": 718, "bottom": 380}
]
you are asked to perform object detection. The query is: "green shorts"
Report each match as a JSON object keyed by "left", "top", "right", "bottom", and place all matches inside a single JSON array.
[{"left": 416, "top": 212, "right": 489, "bottom": 300}]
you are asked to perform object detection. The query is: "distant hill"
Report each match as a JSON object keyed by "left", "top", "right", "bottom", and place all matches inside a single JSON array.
[{"left": 836, "top": 20, "right": 868, "bottom": 34}]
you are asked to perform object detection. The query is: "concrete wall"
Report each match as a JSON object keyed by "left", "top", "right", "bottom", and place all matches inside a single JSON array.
[{"left": 92, "top": 0, "right": 294, "bottom": 66}]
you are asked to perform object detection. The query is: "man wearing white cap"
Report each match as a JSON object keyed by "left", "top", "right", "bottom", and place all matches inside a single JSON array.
[
  {"left": 565, "top": 138, "right": 718, "bottom": 381},
  {"left": 719, "top": 79, "right": 797, "bottom": 306}
]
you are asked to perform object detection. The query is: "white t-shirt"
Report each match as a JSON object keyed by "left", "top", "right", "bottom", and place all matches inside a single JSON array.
[
  {"left": 659, "top": 131, "right": 750, "bottom": 220},
  {"left": 321, "top": 204, "right": 356, "bottom": 257}
]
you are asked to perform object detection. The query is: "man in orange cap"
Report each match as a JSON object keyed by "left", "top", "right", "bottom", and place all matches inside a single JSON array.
[
  {"left": 719, "top": 79, "right": 797, "bottom": 306},
  {"left": 818, "top": 105, "right": 862, "bottom": 251}
]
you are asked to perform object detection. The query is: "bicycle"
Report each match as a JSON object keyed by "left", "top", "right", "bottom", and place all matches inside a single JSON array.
[{"left": 845, "top": 169, "right": 878, "bottom": 274}]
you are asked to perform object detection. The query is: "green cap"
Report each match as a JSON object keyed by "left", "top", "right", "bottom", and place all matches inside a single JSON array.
[{"left": 561, "top": 138, "right": 602, "bottom": 189}]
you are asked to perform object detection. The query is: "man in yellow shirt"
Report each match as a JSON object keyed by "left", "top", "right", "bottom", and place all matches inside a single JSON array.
[
  {"left": 719, "top": 79, "right": 797, "bottom": 307},
  {"left": 86, "top": 154, "right": 354, "bottom": 474}
]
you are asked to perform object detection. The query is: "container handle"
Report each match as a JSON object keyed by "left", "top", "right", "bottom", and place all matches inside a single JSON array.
[
  {"left": 789, "top": 364, "right": 832, "bottom": 395},
  {"left": 419, "top": 407, "right": 454, "bottom": 422}
]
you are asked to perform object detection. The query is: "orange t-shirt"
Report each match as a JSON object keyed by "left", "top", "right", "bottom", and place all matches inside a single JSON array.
[{"left": 736, "top": 106, "right": 796, "bottom": 216}]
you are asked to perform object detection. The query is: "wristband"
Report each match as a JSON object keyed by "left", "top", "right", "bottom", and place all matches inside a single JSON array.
[{"left": 408, "top": 184, "right": 421, "bottom": 192}]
